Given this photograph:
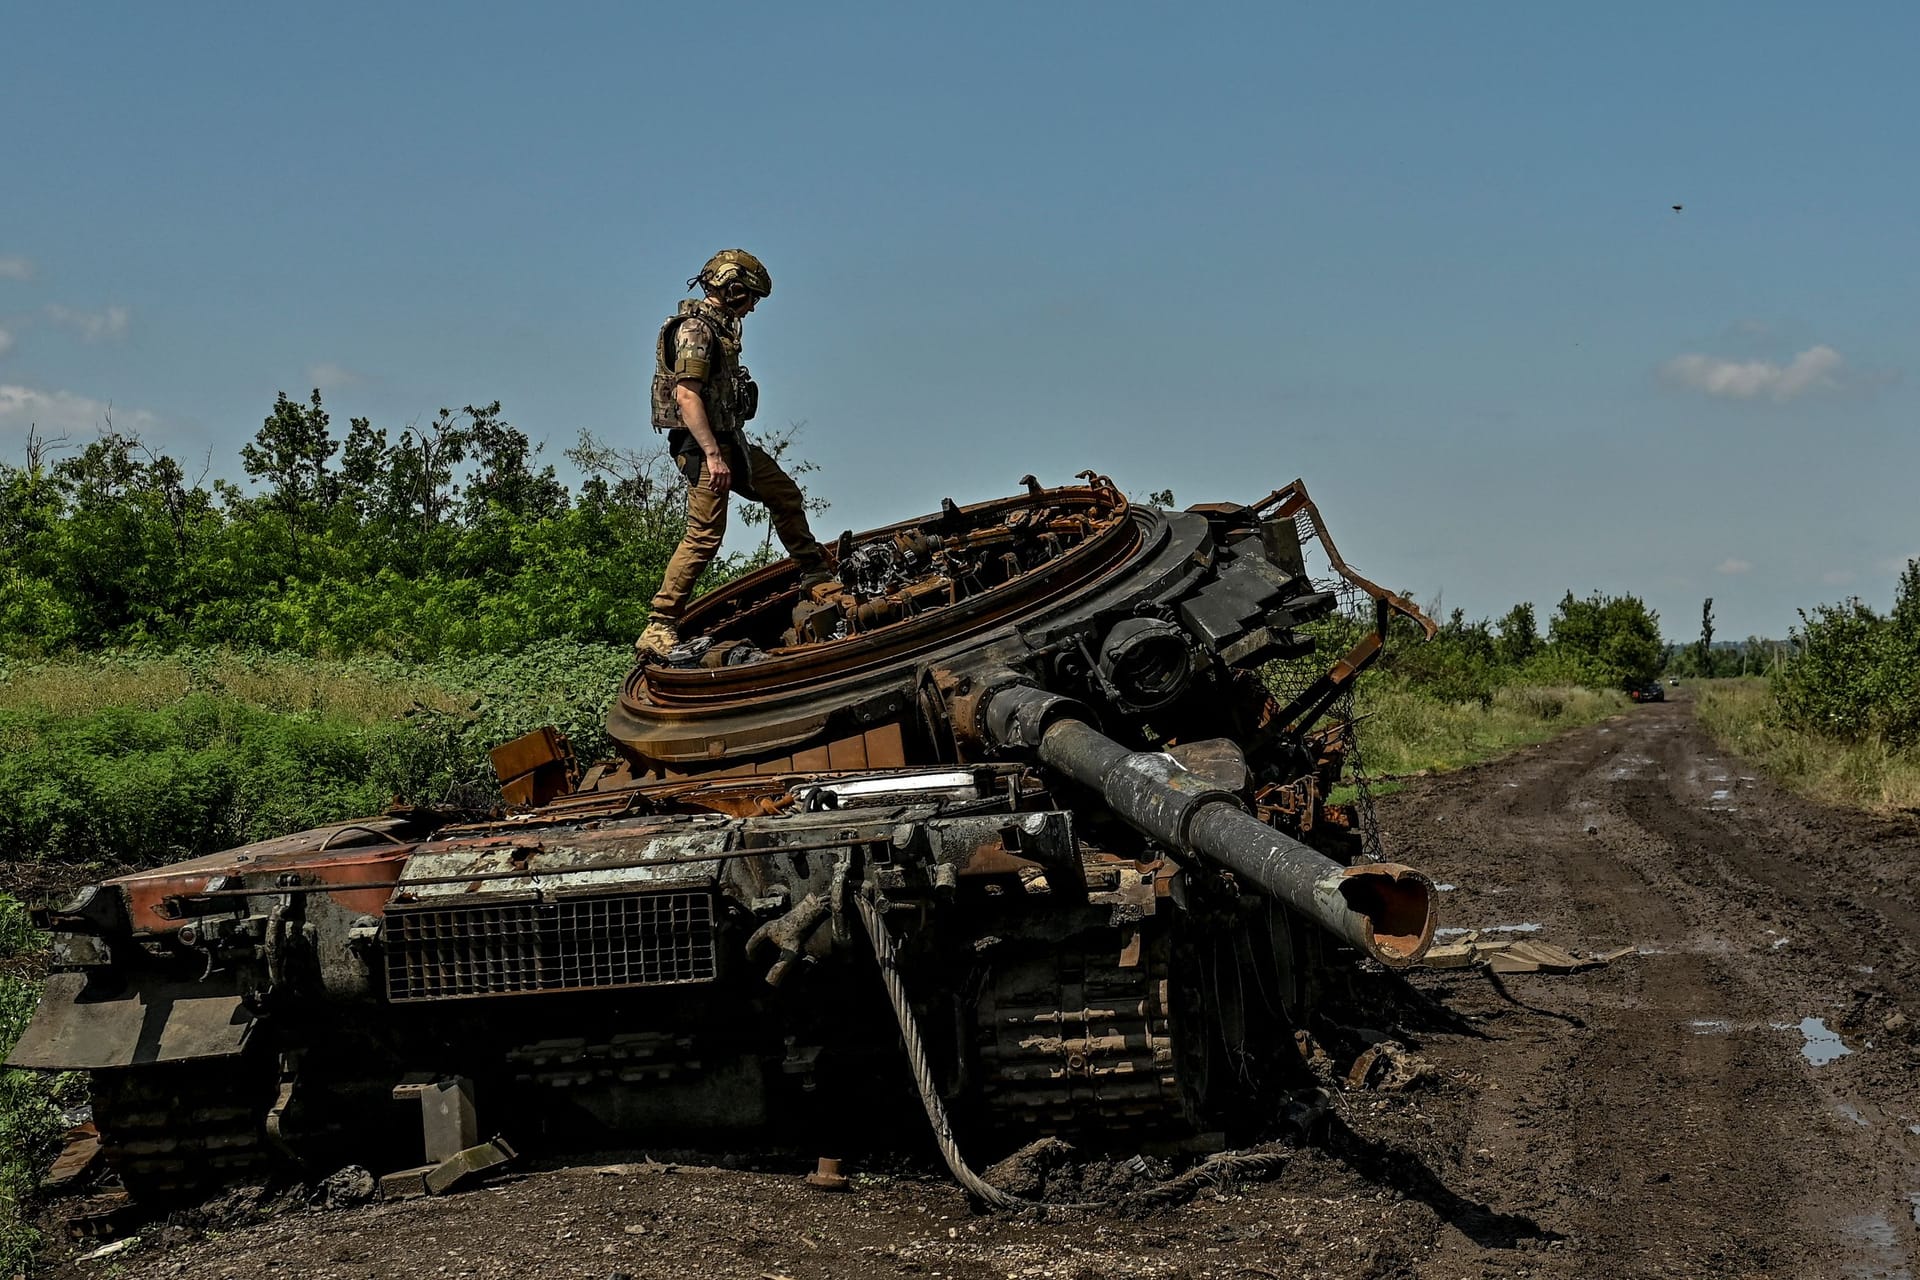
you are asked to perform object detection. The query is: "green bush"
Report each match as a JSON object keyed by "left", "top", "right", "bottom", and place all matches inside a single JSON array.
[{"left": 1773, "top": 560, "right": 1920, "bottom": 748}]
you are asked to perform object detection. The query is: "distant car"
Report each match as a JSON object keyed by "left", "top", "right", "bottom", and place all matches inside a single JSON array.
[
  {"left": 1668, "top": 677, "right": 1680, "bottom": 686},
  {"left": 1629, "top": 681, "right": 1667, "bottom": 703}
]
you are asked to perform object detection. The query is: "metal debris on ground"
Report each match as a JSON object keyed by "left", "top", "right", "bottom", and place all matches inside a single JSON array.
[
  {"left": 1419, "top": 934, "right": 1637, "bottom": 974},
  {"left": 1345, "top": 1041, "right": 1435, "bottom": 1092},
  {"left": 317, "top": 1164, "right": 376, "bottom": 1207},
  {"left": 40, "top": 1122, "right": 102, "bottom": 1191},
  {"left": 423, "top": 1136, "right": 518, "bottom": 1195},
  {"left": 76, "top": 1237, "right": 138, "bottom": 1263},
  {"left": 803, "top": 1156, "right": 850, "bottom": 1191}
]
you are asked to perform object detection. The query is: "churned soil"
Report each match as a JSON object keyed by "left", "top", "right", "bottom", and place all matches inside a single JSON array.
[{"left": 34, "top": 698, "right": 1920, "bottom": 1279}]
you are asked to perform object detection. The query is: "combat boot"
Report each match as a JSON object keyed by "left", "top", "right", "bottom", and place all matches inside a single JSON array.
[
  {"left": 797, "top": 557, "right": 837, "bottom": 592},
  {"left": 635, "top": 619, "right": 680, "bottom": 659}
]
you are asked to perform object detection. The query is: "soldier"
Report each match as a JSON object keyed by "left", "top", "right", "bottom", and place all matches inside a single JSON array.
[{"left": 636, "top": 249, "right": 832, "bottom": 658}]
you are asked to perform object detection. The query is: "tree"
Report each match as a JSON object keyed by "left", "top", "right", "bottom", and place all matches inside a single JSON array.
[
  {"left": 240, "top": 390, "right": 339, "bottom": 531},
  {"left": 1698, "top": 597, "right": 1716, "bottom": 677},
  {"left": 1495, "top": 601, "right": 1539, "bottom": 666},
  {"left": 1547, "top": 590, "right": 1664, "bottom": 687},
  {"left": 462, "top": 404, "right": 567, "bottom": 524}
]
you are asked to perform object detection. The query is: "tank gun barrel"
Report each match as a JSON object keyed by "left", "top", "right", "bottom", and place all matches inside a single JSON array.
[{"left": 982, "top": 684, "right": 1435, "bottom": 968}]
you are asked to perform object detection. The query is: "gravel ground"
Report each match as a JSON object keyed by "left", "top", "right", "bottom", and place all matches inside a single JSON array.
[{"left": 32, "top": 697, "right": 1920, "bottom": 1279}]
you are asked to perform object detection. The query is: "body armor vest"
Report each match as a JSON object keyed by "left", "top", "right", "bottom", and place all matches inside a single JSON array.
[{"left": 650, "top": 299, "right": 758, "bottom": 435}]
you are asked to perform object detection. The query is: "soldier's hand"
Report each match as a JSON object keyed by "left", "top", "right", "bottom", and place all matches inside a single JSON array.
[{"left": 704, "top": 450, "right": 734, "bottom": 496}]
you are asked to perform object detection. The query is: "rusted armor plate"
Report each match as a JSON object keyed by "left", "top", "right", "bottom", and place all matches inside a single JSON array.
[{"left": 6, "top": 972, "right": 253, "bottom": 1070}]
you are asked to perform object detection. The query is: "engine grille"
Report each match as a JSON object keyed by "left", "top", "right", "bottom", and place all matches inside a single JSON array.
[{"left": 385, "top": 892, "right": 717, "bottom": 1002}]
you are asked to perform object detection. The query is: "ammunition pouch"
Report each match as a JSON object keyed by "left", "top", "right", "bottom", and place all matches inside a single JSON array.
[
  {"left": 733, "top": 367, "right": 759, "bottom": 423},
  {"left": 650, "top": 370, "right": 679, "bottom": 432}
]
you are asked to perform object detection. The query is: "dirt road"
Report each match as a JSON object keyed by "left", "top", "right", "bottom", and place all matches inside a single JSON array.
[{"left": 42, "top": 699, "right": 1920, "bottom": 1279}]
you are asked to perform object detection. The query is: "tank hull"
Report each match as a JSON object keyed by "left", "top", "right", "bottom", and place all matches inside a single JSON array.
[{"left": 12, "top": 474, "right": 1435, "bottom": 1201}]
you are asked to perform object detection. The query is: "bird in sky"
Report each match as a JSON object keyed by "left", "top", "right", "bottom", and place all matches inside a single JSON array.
[{"left": 1672, "top": 204, "right": 1684, "bottom": 212}]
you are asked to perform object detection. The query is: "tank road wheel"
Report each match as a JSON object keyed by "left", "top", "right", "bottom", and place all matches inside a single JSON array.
[
  {"left": 1167, "top": 901, "right": 1325, "bottom": 1132},
  {"left": 90, "top": 1054, "right": 278, "bottom": 1203}
]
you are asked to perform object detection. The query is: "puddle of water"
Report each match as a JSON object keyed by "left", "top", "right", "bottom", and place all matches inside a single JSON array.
[
  {"left": 1839, "top": 1212, "right": 1906, "bottom": 1280},
  {"left": 1435, "top": 922, "right": 1542, "bottom": 937},
  {"left": 1710, "top": 788, "right": 1732, "bottom": 800},
  {"left": 1637, "top": 945, "right": 1670, "bottom": 955},
  {"left": 1688, "top": 1018, "right": 1732, "bottom": 1035},
  {"left": 1797, "top": 1017, "right": 1853, "bottom": 1066},
  {"left": 1836, "top": 1102, "right": 1870, "bottom": 1127},
  {"left": 1433, "top": 883, "right": 1457, "bottom": 892},
  {"left": 1908, "top": 1192, "right": 1920, "bottom": 1228},
  {"left": 1771, "top": 936, "right": 1790, "bottom": 949},
  {"left": 1504, "top": 781, "right": 1520, "bottom": 788}
]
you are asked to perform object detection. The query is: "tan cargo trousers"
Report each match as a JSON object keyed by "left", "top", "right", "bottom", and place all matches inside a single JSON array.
[{"left": 649, "top": 436, "right": 828, "bottom": 622}]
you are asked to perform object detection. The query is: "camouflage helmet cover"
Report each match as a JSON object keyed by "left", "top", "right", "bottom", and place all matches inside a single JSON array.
[{"left": 693, "top": 249, "right": 772, "bottom": 301}]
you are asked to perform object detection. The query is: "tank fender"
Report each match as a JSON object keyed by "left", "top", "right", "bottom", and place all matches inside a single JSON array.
[{"left": 3, "top": 971, "right": 254, "bottom": 1071}]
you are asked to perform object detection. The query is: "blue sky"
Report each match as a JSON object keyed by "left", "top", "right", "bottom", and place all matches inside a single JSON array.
[{"left": 3, "top": 3, "right": 1911, "bottom": 641}]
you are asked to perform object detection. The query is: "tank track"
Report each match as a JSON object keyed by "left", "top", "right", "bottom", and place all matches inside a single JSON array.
[
  {"left": 971, "top": 925, "right": 1183, "bottom": 1138},
  {"left": 90, "top": 1057, "right": 274, "bottom": 1201}
]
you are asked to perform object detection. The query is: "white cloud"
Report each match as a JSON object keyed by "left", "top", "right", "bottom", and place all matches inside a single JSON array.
[
  {"left": 0, "top": 328, "right": 12, "bottom": 358},
  {"left": 1821, "top": 569, "right": 1855, "bottom": 586},
  {"left": 1878, "top": 552, "right": 1920, "bottom": 574},
  {"left": 0, "top": 384, "right": 158, "bottom": 438},
  {"left": 46, "top": 304, "right": 131, "bottom": 341},
  {"left": 305, "top": 361, "right": 365, "bottom": 388},
  {"left": 0, "top": 256, "right": 32, "bottom": 281},
  {"left": 1716, "top": 558, "right": 1754, "bottom": 575},
  {"left": 1661, "top": 344, "right": 1844, "bottom": 402}
]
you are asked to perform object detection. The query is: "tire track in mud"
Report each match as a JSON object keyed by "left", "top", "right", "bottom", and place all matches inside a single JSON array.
[{"left": 1387, "top": 700, "right": 1920, "bottom": 1278}]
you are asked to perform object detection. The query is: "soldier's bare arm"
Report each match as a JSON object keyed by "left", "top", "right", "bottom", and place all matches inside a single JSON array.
[{"left": 672, "top": 381, "right": 733, "bottom": 495}]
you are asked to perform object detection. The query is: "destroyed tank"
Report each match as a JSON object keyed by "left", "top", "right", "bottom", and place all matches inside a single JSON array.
[{"left": 11, "top": 474, "right": 1438, "bottom": 1203}]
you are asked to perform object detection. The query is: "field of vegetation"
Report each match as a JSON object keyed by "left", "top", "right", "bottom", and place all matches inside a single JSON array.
[
  {"left": 1690, "top": 562, "right": 1920, "bottom": 813},
  {"left": 0, "top": 389, "right": 1678, "bottom": 1272}
]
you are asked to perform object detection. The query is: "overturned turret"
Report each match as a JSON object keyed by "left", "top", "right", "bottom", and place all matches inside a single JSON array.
[{"left": 11, "top": 473, "right": 1435, "bottom": 1203}]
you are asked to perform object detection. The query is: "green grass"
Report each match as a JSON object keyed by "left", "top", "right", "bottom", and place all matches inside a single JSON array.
[
  {"left": 2, "top": 894, "right": 81, "bottom": 1277},
  {"left": 0, "top": 642, "right": 633, "bottom": 869},
  {"left": 1695, "top": 677, "right": 1920, "bottom": 812},
  {"left": 1353, "top": 679, "right": 1630, "bottom": 778},
  {"left": 0, "top": 649, "right": 466, "bottom": 722}
]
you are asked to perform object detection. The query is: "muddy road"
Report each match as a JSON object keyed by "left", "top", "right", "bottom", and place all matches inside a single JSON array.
[{"left": 40, "top": 699, "right": 1920, "bottom": 1279}]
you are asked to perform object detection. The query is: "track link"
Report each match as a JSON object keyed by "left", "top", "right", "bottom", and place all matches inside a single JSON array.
[
  {"left": 972, "top": 924, "right": 1184, "bottom": 1137},
  {"left": 91, "top": 1058, "right": 274, "bottom": 1201}
]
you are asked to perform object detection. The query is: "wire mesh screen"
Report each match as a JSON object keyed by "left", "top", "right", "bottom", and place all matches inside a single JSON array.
[
  {"left": 386, "top": 891, "right": 718, "bottom": 1002},
  {"left": 1260, "top": 507, "right": 1389, "bottom": 863}
]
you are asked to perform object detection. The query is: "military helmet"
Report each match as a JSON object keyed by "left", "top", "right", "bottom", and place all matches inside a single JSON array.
[{"left": 693, "top": 249, "right": 772, "bottom": 303}]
